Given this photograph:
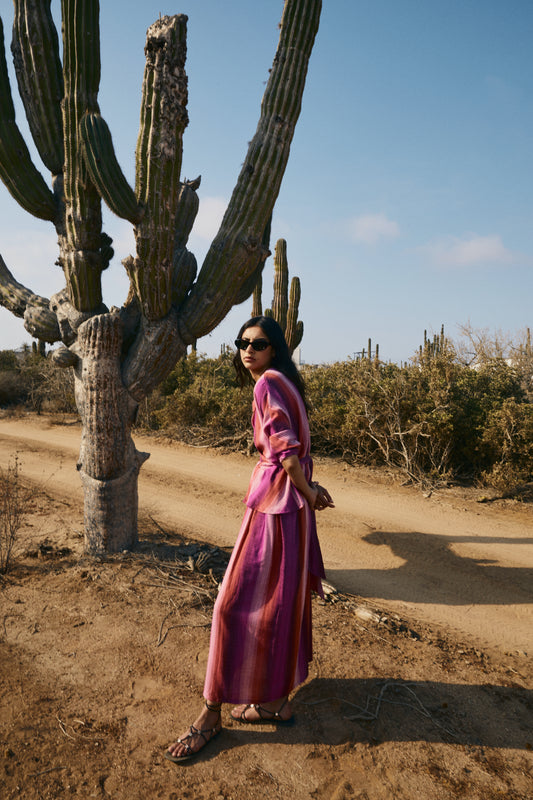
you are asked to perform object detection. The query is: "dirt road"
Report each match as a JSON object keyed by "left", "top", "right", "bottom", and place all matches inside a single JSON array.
[
  {"left": 0, "top": 414, "right": 531, "bottom": 656},
  {"left": 2, "top": 412, "right": 533, "bottom": 800}
]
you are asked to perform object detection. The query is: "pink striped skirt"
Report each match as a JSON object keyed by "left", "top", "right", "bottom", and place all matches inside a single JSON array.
[{"left": 203, "top": 504, "right": 324, "bottom": 704}]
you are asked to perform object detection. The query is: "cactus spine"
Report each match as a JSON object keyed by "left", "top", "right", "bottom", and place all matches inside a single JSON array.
[{"left": 0, "top": 0, "right": 321, "bottom": 552}]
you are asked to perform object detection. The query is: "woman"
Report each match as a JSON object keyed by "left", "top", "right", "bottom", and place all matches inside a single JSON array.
[{"left": 166, "top": 316, "right": 334, "bottom": 763}]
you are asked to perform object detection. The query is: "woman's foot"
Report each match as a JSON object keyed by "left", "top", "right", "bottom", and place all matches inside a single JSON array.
[
  {"left": 230, "top": 696, "right": 294, "bottom": 725},
  {"left": 165, "top": 701, "right": 222, "bottom": 763}
]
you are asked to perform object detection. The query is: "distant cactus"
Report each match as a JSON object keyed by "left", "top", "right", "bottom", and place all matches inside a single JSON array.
[
  {"left": 253, "top": 238, "right": 304, "bottom": 355},
  {"left": 419, "top": 325, "right": 448, "bottom": 362},
  {"left": 0, "top": 0, "right": 321, "bottom": 553},
  {"left": 355, "top": 337, "right": 379, "bottom": 362}
]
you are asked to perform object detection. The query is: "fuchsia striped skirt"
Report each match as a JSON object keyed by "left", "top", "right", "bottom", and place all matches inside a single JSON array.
[{"left": 203, "top": 504, "right": 323, "bottom": 704}]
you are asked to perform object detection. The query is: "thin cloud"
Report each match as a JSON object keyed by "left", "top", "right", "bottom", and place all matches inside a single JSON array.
[
  {"left": 424, "top": 234, "right": 514, "bottom": 267},
  {"left": 348, "top": 213, "right": 400, "bottom": 244}
]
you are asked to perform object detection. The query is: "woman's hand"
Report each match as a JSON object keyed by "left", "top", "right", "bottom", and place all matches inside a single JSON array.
[
  {"left": 312, "top": 483, "right": 335, "bottom": 511},
  {"left": 281, "top": 456, "right": 335, "bottom": 511}
]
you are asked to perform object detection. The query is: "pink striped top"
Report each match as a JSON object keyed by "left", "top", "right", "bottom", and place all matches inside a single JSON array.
[{"left": 244, "top": 369, "right": 313, "bottom": 514}]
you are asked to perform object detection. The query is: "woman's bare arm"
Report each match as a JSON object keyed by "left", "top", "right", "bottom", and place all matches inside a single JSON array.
[{"left": 281, "top": 455, "right": 334, "bottom": 510}]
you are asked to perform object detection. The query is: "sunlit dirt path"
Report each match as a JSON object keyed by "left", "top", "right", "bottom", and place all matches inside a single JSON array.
[{"left": 0, "top": 414, "right": 531, "bottom": 656}]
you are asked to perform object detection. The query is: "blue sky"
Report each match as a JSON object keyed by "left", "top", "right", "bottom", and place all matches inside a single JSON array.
[{"left": 1, "top": 0, "right": 532, "bottom": 364}]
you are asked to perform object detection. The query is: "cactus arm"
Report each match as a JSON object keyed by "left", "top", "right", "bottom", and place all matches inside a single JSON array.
[
  {"left": 0, "top": 17, "right": 56, "bottom": 221},
  {"left": 60, "top": 0, "right": 104, "bottom": 311},
  {"left": 171, "top": 178, "right": 200, "bottom": 307},
  {"left": 123, "top": 309, "right": 187, "bottom": 401},
  {"left": 286, "top": 276, "right": 303, "bottom": 352},
  {"left": 171, "top": 250, "right": 197, "bottom": 308},
  {"left": 248, "top": 214, "right": 272, "bottom": 314},
  {"left": 261, "top": 238, "right": 303, "bottom": 354},
  {"left": 234, "top": 215, "right": 272, "bottom": 308},
  {"left": 0, "top": 253, "right": 60, "bottom": 341},
  {"left": 271, "top": 238, "right": 289, "bottom": 333},
  {"left": 179, "top": 0, "right": 321, "bottom": 340},
  {"left": 0, "top": 252, "right": 48, "bottom": 318},
  {"left": 233, "top": 260, "right": 265, "bottom": 308},
  {"left": 293, "top": 320, "right": 304, "bottom": 351},
  {"left": 251, "top": 277, "right": 263, "bottom": 317},
  {"left": 122, "top": 13, "right": 193, "bottom": 396},
  {"left": 0, "top": 113, "right": 57, "bottom": 222},
  {"left": 174, "top": 177, "right": 200, "bottom": 250},
  {"left": 79, "top": 112, "right": 144, "bottom": 224},
  {"left": 11, "top": 0, "right": 64, "bottom": 176},
  {"left": 23, "top": 303, "right": 62, "bottom": 342},
  {"left": 126, "top": 15, "right": 189, "bottom": 321}
]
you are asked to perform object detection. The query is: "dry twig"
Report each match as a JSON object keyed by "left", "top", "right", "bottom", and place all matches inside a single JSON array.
[
  {"left": 28, "top": 766, "right": 66, "bottom": 778},
  {"left": 302, "top": 681, "right": 458, "bottom": 740},
  {"left": 348, "top": 681, "right": 458, "bottom": 739}
]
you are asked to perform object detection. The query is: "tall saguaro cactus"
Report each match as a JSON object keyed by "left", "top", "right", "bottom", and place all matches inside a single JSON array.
[
  {"left": 0, "top": 0, "right": 321, "bottom": 553},
  {"left": 252, "top": 238, "right": 304, "bottom": 355}
]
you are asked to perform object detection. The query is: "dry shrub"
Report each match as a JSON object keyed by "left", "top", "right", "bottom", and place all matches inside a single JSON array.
[
  {"left": 306, "top": 341, "right": 532, "bottom": 492},
  {"left": 480, "top": 399, "right": 533, "bottom": 496},
  {"left": 0, "top": 348, "right": 76, "bottom": 413},
  {"left": 2, "top": 328, "right": 531, "bottom": 496},
  {"left": 0, "top": 371, "right": 27, "bottom": 407},
  {"left": 138, "top": 349, "right": 253, "bottom": 450},
  {"left": 0, "top": 457, "right": 30, "bottom": 574}
]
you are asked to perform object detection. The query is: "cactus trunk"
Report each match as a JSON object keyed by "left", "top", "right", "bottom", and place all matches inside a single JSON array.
[
  {"left": 73, "top": 313, "right": 148, "bottom": 552},
  {"left": 0, "top": 0, "right": 321, "bottom": 554}
]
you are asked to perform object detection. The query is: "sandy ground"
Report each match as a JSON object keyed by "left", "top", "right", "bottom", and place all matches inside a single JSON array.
[{"left": 0, "top": 412, "right": 532, "bottom": 799}]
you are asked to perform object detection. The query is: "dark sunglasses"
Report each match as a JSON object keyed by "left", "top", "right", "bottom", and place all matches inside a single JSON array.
[{"left": 234, "top": 338, "right": 271, "bottom": 352}]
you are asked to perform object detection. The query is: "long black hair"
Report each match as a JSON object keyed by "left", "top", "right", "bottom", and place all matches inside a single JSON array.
[{"left": 233, "top": 316, "right": 307, "bottom": 405}]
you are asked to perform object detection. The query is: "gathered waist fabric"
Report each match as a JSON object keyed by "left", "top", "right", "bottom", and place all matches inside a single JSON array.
[{"left": 260, "top": 454, "right": 312, "bottom": 467}]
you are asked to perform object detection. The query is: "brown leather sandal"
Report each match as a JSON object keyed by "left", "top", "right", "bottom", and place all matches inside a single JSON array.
[
  {"left": 232, "top": 697, "right": 294, "bottom": 726},
  {"left": 165, "top": 701, "right": 222, "bottom": 763}
]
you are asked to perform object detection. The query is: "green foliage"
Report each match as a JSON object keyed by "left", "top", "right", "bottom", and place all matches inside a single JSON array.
[
  {"left": 3, "top": 328, "right": 532, "bottom": 497},
  {"left": 306, "top": 355, "right": 460, "bottom": 483},
  {"left": 305, "top": 340, "right": 532, "bottom": 492},
  {"left": 135, "top": 332, "right": 532, "bottom": 495},
  {"left": 0, "top": 371, "right": 26, "bottom": 406},
  {"left": 0, "top": 350, "right": 18, "bottom": 370},
  {"left": 0, "top": 347, "right": 75, "bottom": 412},
  {"left": 480, "top": 398, "right": 533, "bottom": 494},
  {"left": 139, "top": 333, "right": 531, "bottom": 495},
  {"left": 139, "top": 348, "right": 253, "bottom": 449}
]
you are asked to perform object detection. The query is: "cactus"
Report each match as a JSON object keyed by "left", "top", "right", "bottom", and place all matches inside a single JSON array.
[
  {"left": 354, "top": 338, "right": 380, "bottom": 362},
  {"left": 419, "top": 325, "right": 448, "bottom": 362},
  {"left": 259, "top": 238, "right": 304, "bottom": 355},
  {"left": 0, "top": 0, "right": 321, "bottom": 553},
  {"left": 0, "top": 13, "right": 57, "bottom": 221},
  {"left": 268, "top": 239, "right": 304, "bottom": 355}
]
